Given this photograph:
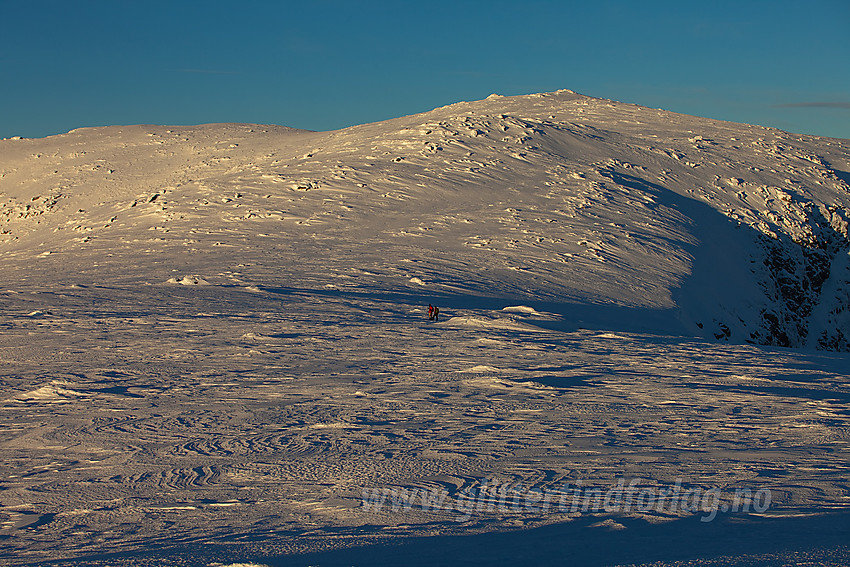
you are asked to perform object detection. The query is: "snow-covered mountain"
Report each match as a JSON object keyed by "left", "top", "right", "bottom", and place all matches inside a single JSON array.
[
  {"left": 3, "top": 90, "right": 849, "bottom": 350},
  {"left": 3, "top": 91, "right": 850, "bottom": 566}
]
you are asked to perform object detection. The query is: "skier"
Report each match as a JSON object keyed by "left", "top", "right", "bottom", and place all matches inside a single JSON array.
[
  {"left": 433, "top": 306, "right": 440, "bottom": 321},
  {"left": 428, "top": 304, "right": 435, "bottom": 320}
]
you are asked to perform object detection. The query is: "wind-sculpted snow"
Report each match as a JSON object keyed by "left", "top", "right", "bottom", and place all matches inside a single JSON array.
[
  {"left": 1, "top": 91, "right": 850, "bottom": 565},
  {"left": 2, "top": 91, "right": 848, "bottom": 349}
]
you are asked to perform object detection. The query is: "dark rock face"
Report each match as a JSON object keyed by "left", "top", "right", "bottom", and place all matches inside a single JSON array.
[{"left": 752, "top": 202, "right": 850, "bottom": 351}]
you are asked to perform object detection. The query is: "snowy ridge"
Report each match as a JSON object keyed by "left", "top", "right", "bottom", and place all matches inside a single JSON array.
[{"left": 1, "top": 90, "right": 849, "bottom": 350}]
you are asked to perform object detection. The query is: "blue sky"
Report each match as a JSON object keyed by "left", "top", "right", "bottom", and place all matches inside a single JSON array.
[{"left": 2, "top": 0, "right": 849, "bottom": 139}]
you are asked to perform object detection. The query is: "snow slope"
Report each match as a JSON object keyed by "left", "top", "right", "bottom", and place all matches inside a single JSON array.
[
  {"left": 3, "top": 90, "right": 849, "bottom": 349},
  {"left": 1, "top": 91, "right": 850, "bottom": 565}
]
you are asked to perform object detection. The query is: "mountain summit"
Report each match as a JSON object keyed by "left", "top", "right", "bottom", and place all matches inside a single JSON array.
[{"left": 2, "top": 90, "right": 849, "bottom": 349}]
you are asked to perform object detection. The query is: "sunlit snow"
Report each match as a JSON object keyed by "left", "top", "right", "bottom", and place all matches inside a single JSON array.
[{"left": 1, "top": 90, "right": 849, "bottom": 565}]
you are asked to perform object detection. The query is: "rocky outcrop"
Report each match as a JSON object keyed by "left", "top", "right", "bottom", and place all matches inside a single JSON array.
[{"left": 746, "top": 200, "right": 849, "bottom": 350}]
